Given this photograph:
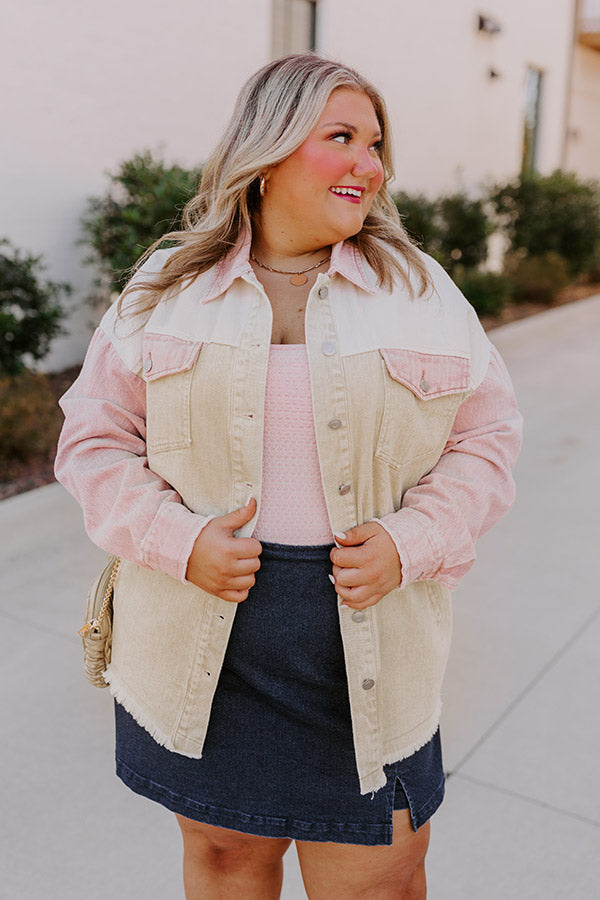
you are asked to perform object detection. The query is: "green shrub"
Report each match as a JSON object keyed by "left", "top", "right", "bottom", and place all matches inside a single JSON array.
[
  {"left": 0, "top": 240, "right": 69, "bottom": 376},
  {"left": 394, "top": 191, "right": 491, "bottom": 274},
  {"left": 490, "top": 170, "right": 600, "bottom": 277},
  {"left": 0, "top": 371, "right": 62, "bottom": 464},
  {"left": 81, "top": 150, "right": 202, "bottom": 304},
  {"left": 438, "top": 194, "right": 491, "bottom": 272},
  {"left": 453, "top": 267, "right": 512, "bottom": 318},
  {"left": 506, "top": 251, "right": 570, "bottom": 304},
  {"left": 394, "top": 191, "right": 440, "bottom": 253}
]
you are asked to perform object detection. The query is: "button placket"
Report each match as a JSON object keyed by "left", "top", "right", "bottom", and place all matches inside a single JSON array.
[
  {"left": 230, "top": 291, "right": 271, "bottom": 512},
  {"left": 306, "top": 279, "right": 384, "bottom": 790},
  {"left": 305, "top": 286, "right": 353, "bottom": 533},
  {"left": 345, "top": 624, "right": 382, "bottom": 789}
]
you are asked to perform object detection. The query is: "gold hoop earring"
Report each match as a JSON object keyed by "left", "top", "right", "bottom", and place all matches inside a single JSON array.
[{"left": 259, "top": 174, "right": 266, "bottom": 197}]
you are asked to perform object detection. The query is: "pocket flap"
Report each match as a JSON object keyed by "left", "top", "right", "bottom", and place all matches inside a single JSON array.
[
  {"left": 380, "top": 348, "right": 470, "bottom": 400},
  {"left": 142, "top": 333, "right": 203, "bottom": 382}
]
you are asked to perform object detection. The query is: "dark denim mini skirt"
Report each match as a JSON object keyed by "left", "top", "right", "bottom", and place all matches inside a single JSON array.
[{"left": 115, "top": 542, "right": 445, "bottom": 845}]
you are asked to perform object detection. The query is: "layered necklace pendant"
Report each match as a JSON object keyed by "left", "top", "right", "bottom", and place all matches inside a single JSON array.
[
  {"left": 251, "top": 251, "right": 330, "bottom": 286},
  {"left": 289, "top": 272, "right": 309, "bottom": 286}
]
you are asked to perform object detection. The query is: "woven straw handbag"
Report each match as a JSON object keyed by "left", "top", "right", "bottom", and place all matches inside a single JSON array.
[{"left": 78, "top": 555, "right": 121, "bottom": 688}]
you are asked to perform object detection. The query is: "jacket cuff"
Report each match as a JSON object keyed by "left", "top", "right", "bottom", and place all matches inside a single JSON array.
[
  {"left": 374, "top": 509, "right": 443, "bottom": 588},
  {"left": 140, "top": 502, "right": 214, "bottom": 583}
]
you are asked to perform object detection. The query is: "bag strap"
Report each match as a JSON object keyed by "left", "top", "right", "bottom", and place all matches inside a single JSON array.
[
  {"left": 78, "top": 557, "right": 121, "bottom": 638},
  {"left": 97, "top": 557, "right": 121, "bottom": 624}
]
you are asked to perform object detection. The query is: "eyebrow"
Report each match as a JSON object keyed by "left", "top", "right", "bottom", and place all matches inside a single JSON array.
[{"left": 319, "top": 121, "right": 383, "bottom": 139}]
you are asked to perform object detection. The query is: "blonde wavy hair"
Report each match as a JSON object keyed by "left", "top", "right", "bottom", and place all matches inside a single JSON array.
[{"left": 119, "top": 53, "right": 432, "bottom": 317}]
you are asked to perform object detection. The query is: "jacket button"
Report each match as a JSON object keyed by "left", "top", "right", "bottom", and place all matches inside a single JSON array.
[
  {"left": 328, "top": 418, "right": 342, "bottom": 430},
  {"left": 318, "top": 286, "right": 329, "bottom": 300},
  {"left": 352, "top": 610, "right": 365, "bottom": 623},
  {"left": 338, "top": 483, "right": 351, "bottom": 495},
  {"left": 419, "top": 377, "right": 430, "bottom": 393},
  {"left": 322, "top": 341, "right": 336, "bottom": 356},
  {"left": 144, "top": 356, "right": 153, "bottom": 373},
  {"left": 362, "top": 678, "right": 375, "bottom": 691}
]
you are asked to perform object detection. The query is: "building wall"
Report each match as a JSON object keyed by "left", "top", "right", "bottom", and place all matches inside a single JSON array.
[
  {"left": 318, "top": 0, "right": 576, "bottom": 194},
  {"left": 2, "top": 0, "right": 597, "bottom": 370},
  {"left": 1, "top": 0, "right": 270, "bottom": 369},
  {"left": 567, "top": 0, "right": 600, "bottom": 177},
  {"left": 568, "top": 46, "right": 600, "bottom": 177}
]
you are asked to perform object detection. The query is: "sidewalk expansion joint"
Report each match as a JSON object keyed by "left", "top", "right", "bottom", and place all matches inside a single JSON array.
[
  {"left": 448, "top": 771, "right": 600, "bottom": 829},
  {"left": 448, "top": 603, "right": 600, "bottom": 774}
]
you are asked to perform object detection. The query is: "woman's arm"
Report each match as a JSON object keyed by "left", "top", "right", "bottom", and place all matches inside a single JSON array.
[
  {"left": 331, "top": 344, "right": 522, "bottom": 604},
  {"left": 55, "top": 328, "right": 210, "bottom": 582},
  {"left": 377, "top": 343, "right": 522, "bottom": 589}
]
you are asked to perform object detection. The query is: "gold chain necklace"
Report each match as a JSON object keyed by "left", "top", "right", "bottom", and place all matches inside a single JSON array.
[{"left": 250, "top": 251, "right": 331, "bottom": 286}]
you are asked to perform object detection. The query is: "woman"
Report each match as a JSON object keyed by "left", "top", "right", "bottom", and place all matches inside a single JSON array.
[{"left": 56, "top": 54, "right": 522, "bottom": 899}]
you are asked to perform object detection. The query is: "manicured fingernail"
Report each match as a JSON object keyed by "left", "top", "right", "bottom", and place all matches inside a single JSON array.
[
  {"left": 328, "top": 574, "right": 335, "bottom": 585},
  {"left": 334, "top": 532, "right": 345, "bottom": 543},
  {"left": 245, "top": 494, "right": 253, "bottom": 506}
]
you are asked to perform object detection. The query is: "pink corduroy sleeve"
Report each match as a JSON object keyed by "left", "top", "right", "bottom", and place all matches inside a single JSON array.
[
  {"left": 376, "top": 344, "right": 523, "bottom": 590},
  {"left": 54, "top": 328, "right": 211, "bottom": 582}
]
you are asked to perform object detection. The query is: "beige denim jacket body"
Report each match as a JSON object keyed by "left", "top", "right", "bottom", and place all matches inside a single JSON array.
[{"left": 56, "top": 236, "right": 522, "bottom": 795}]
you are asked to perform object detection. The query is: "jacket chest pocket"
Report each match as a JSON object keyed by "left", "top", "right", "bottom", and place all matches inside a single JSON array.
[
  {"left": 143, "top": 333, "right": 203, "bottom": 453},
  {"left": 376, "top": 348, "right": 470, "bottom": 470}
]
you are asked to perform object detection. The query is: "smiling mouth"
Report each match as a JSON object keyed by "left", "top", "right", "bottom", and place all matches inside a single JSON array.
[{"left": 329, "top": 186, "right": 364, "bottom": 204}]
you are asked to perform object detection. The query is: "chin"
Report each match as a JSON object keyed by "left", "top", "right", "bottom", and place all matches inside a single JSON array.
[{"left": 324, "top": 218, "right": 366, "bottom": 245}]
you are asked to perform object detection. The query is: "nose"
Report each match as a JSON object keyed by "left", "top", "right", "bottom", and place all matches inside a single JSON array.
[{"left": 351, "top": 145, "right": 381, "bottom": 179}]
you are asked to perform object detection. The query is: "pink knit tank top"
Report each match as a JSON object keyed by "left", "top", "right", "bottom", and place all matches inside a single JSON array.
[{"left": 253, "top": 344, "right": 333, "bottom": 545}]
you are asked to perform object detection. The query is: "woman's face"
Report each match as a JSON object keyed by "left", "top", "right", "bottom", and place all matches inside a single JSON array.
[{"left": 261, "top": 88, "right": 385, "bottom": 251}]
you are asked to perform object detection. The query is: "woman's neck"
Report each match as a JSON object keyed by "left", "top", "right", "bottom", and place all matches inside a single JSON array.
[{"left": 251, "top": 220, "right": 331, "bottom": 271}]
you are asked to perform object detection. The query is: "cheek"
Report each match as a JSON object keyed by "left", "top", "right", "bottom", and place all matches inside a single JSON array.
[{"left": 299, "top": 146, "right": 349, "bottom": 184}]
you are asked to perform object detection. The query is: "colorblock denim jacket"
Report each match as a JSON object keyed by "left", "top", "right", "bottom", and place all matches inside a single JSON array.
[{"left": 55, "top": 234, "right": 522, "bottom": 795}]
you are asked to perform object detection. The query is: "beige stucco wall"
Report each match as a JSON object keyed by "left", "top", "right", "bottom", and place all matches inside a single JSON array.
[
  {"left": 318, "top": 0, "right": 576, "bottom": 195},
  {"left": 567, "top": 43, "right": 600, "bottom": 177},
  {"left": 1, "top": 0, "right": 270, "bottom": 369},
  {"left": 3, "top": 0, "right": 597, "bottom": 369}
]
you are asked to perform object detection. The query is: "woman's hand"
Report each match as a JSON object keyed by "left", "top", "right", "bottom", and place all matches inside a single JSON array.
[
  {"left": 330, "top": 522, "right": 402, "bottom": 610},
  {"left": 185, "top": 498, "right": 262, "bottom": 602}
]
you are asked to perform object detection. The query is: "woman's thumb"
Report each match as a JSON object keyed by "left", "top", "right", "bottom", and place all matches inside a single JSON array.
[
  {"left": 334, "top": 526, "right": 363, "bottom": 546},
  {"left": 224, "top": 496, "right": 257, "bottom": 530}
]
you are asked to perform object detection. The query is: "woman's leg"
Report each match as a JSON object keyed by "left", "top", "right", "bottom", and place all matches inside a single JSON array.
[
  {"left": 175, "top": 814, "right": 291, "bottom": 900},
  {"left": 296, "top": 810, "right": 430, "bottom": 900}
]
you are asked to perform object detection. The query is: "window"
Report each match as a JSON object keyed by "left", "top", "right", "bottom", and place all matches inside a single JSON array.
[
  {"left": 522, "top": 66, "right": 544, "bottom": 173},
  {"left": 272, "top": 0, "right": 318, "bottom": 57}
]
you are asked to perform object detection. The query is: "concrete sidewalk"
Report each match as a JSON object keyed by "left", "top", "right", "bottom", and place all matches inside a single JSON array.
[{"left": 1, "top": 295, "right": 599, "bottom": 898}]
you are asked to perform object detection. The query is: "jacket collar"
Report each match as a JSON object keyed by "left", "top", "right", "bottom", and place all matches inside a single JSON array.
[
  {"left": 201, "top": 228, "right": 377, "bottom": 303},
  {"left": 329, "top": 239, "right": 378, "bottom": 295}
]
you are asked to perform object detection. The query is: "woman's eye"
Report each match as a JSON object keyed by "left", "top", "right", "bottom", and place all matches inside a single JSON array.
[
  {"left": 370, "top": 140, "right": 383, "bottom": 153},
  {"left": 331, "top": 132, "right": 352, "bottom": 144}
]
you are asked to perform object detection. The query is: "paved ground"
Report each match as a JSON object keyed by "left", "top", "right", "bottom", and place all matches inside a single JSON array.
[{"left": 1, "top": 295, "right": 599, "bottom": 899}]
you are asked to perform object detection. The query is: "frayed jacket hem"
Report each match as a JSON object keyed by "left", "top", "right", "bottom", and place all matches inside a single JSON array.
[
  {"left": 359, "top": 704, "right": 442, "bottom": 796},
  {"left": 104, "top": 666, "right": 204, "bottom": 759}
]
